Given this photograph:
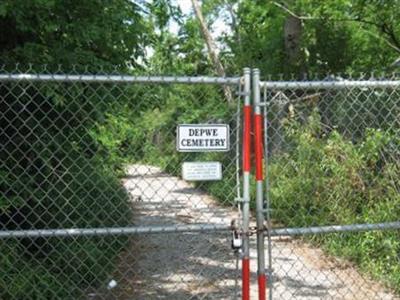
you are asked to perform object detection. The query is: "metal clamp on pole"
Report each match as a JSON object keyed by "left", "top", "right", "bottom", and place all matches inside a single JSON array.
[
  {"left": 234, "top": 197, "right": 250, "bottom": 203},
  {"left": 231, "top": 230, "right": 243, "bottom": 250},
  {"left": 230, "top": 220, "right": 243, "bottom": 251},
  {"left": 236, "top": 91, "right": 252, "bottom": 97}
]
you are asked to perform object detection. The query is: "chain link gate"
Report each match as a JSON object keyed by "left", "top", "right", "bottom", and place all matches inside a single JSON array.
[
  {"left": 1, "top": 66, "right": 400, "bottom": 300},
  {"left": 0, "top": 66, "right": 250, "bottom": 299},
  {"left": 256, "top": 73, "right": 400, "bottom": 300}
]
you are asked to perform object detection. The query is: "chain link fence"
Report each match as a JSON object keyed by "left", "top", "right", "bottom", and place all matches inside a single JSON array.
[
  {"left": 261, "top": 76, "right": 400, "bottom": 299},
  {"left": 0, "top": 66, "right": 243, "bottom": 299},
  {"left": 2, "top": 66, "right": 400, "bottom": 300}
]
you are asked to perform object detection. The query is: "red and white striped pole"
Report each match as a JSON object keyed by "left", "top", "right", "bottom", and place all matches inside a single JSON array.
[
  {"left": 253, "top": 68, "right": 267, "bottom": 300},
  {"left": 241, "top": 68, "right": 251, "bottom": 300}
]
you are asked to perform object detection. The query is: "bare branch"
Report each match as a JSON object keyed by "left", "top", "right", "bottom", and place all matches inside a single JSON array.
[
  {"left": 272, "top": 1, "right": 314, "bottom": 20},
  {"left": 390, "top": 57, "right": 400, "bottom": 67},
  {"left": 362, "top": 30, "right": 400, "bottom": 54}
]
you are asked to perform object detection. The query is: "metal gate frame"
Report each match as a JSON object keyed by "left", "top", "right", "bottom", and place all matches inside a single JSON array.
[
  {"left": 2, "top": 67, "right": 400, "bottom": 299},
  {"left": 252, "top": 71, "right": 400, "bottom": 300},
  {"left": 0, "top": 69, "right": 248, "bottom": 299},
  {"left": 0, "top": 72, "right": 243, "bottom": 238}
]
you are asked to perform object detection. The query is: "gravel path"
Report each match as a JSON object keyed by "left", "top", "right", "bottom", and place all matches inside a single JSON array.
[{"left": 95, "top": 164, "right": 398, "bottom": 300}]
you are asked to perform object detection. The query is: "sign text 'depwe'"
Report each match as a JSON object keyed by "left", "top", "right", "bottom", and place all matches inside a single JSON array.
[{"left": 176, "top": 124, "right": 229, "bottom": 152}]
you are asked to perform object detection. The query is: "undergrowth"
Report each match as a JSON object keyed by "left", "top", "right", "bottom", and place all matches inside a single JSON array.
[
  {"left": 0, "top": 83, "right": 131, "bottom": 298},
  {"left": 6, "top": 80, "right": 397, "bottom": 297},
  {"left": 268, "top": 111, "right": 400, "bottom": 291},
  {"left": 106, "top": 84, "right": 400, "bottom": 294}
]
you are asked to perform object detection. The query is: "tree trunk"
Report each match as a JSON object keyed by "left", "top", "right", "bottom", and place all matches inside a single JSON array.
[
  {"left": 225, "top": 0, "right": 241, "bottom": 47},
  {"left": 191, "top": 0, "right": 233, "bottom": 103},
  {"left": 284, "top": 15, "right": 303, "bottom": 68}
]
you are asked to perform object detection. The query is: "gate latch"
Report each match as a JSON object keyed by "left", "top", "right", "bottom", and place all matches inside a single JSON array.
[{"left": 231, "top": 230, "right": 242, "bottom": 250}]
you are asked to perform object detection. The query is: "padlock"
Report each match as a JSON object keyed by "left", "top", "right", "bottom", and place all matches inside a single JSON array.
[{"left": 231, "top": 231, "right": 242, "bottom": 249}]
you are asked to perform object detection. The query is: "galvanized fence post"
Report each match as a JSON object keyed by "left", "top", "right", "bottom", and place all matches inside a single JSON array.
[
  {"left": 253, "top": 68, "right": 267, "bottom": 300},
  {"left": 262, "top": 79, "right": 273, "bottom": 300}
]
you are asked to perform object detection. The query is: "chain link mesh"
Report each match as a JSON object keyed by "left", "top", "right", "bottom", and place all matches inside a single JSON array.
[
  {"left": 262, "top": 76, "right": 400, "bottom": 299},
  {"left": 0, "top": 66, "right": 242, "bottom": 299},
  {"left": 3, "top": 66, "right": 400, "bottom": 299}
]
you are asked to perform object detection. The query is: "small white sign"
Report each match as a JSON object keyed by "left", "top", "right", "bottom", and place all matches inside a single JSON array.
[
  {"left": 182, "top": 162, "right": 222, "bottom": 181},
  {"left": 177, "top": 124, "right": 229, "bottom": 152}
]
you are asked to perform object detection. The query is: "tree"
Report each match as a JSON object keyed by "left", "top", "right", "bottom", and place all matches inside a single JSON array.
[
  {"left": 271, "top": 0, "right": 400, "bottom": 72},
  {"left": 0, "top": 2, "right": 150, "bottom": 297},
  {"left": 191, "top": 0, "right": 233, "bottom": 102},
  {"left": 0, "top": 0, "right": 149, "bottom": 69}
]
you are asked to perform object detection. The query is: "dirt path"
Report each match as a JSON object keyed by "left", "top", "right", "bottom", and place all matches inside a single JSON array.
[
  {"left": 95, "top": 164, "right": 398, "bottom": 300},
  {"left": 259, "top": 238, "right": 397, "bottom": 299}
]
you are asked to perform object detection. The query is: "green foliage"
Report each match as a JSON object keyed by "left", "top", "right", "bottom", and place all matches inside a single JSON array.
[
  {"left": 0, "top": 0, "right": 151, "bottom": 296},
  {"left": 105, "top": 83, "right": 239, "bottom": 206},
  {"left": 149, "top": 0, "right": 400, "bottom": 75},
  {"left": 268, "top": 110, "right": 400, "bottom": 290},
  {"left": 194, "top": 0, "right": 400, "bottom": 76},
  {"left": 0, "top": 0, "right": 148, "bottom": 68},
  {"left": 1, "top": 0, "right": 400, "bottom": 296},
  {"left": 0, "top": 82, "right": 131, "bottom": 297},
  {"left": 228, "top": 1, "right": 287, "bottom": 74}
]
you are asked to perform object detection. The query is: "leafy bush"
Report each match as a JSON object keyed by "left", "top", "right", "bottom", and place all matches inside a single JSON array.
[
  {"left": 268, "top": 110, "right": 400, "bottom": 290},
  {"left": 94, "top": 82, "right": 400, "bottom": 292},
  {"left": 0, "top": 82, "right": 131, "bottom": 298},
  {"left": 0, "top": 151, "right": 131, "bottom": 298},
  {"left": 132, "top": 85, "right": 239, "bottom": 205},
  {"left": 92, "top": 84, "right": 240, "bottom": 208}
]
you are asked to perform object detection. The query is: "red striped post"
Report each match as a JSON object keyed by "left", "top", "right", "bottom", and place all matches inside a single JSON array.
[
  {"left": 242, "top": 68, "right": 251, "bottom": 300},
  {"left": 253, "top": 69, "right": 267, "bottom": 300}
]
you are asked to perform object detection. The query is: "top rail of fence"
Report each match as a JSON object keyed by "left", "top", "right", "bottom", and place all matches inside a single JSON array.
[
  {"left": 260, "top": 80, "right": 400, "bottom": 89},
  {"left": 0, "top": 73, "right": 242, "bottom": 85}
]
